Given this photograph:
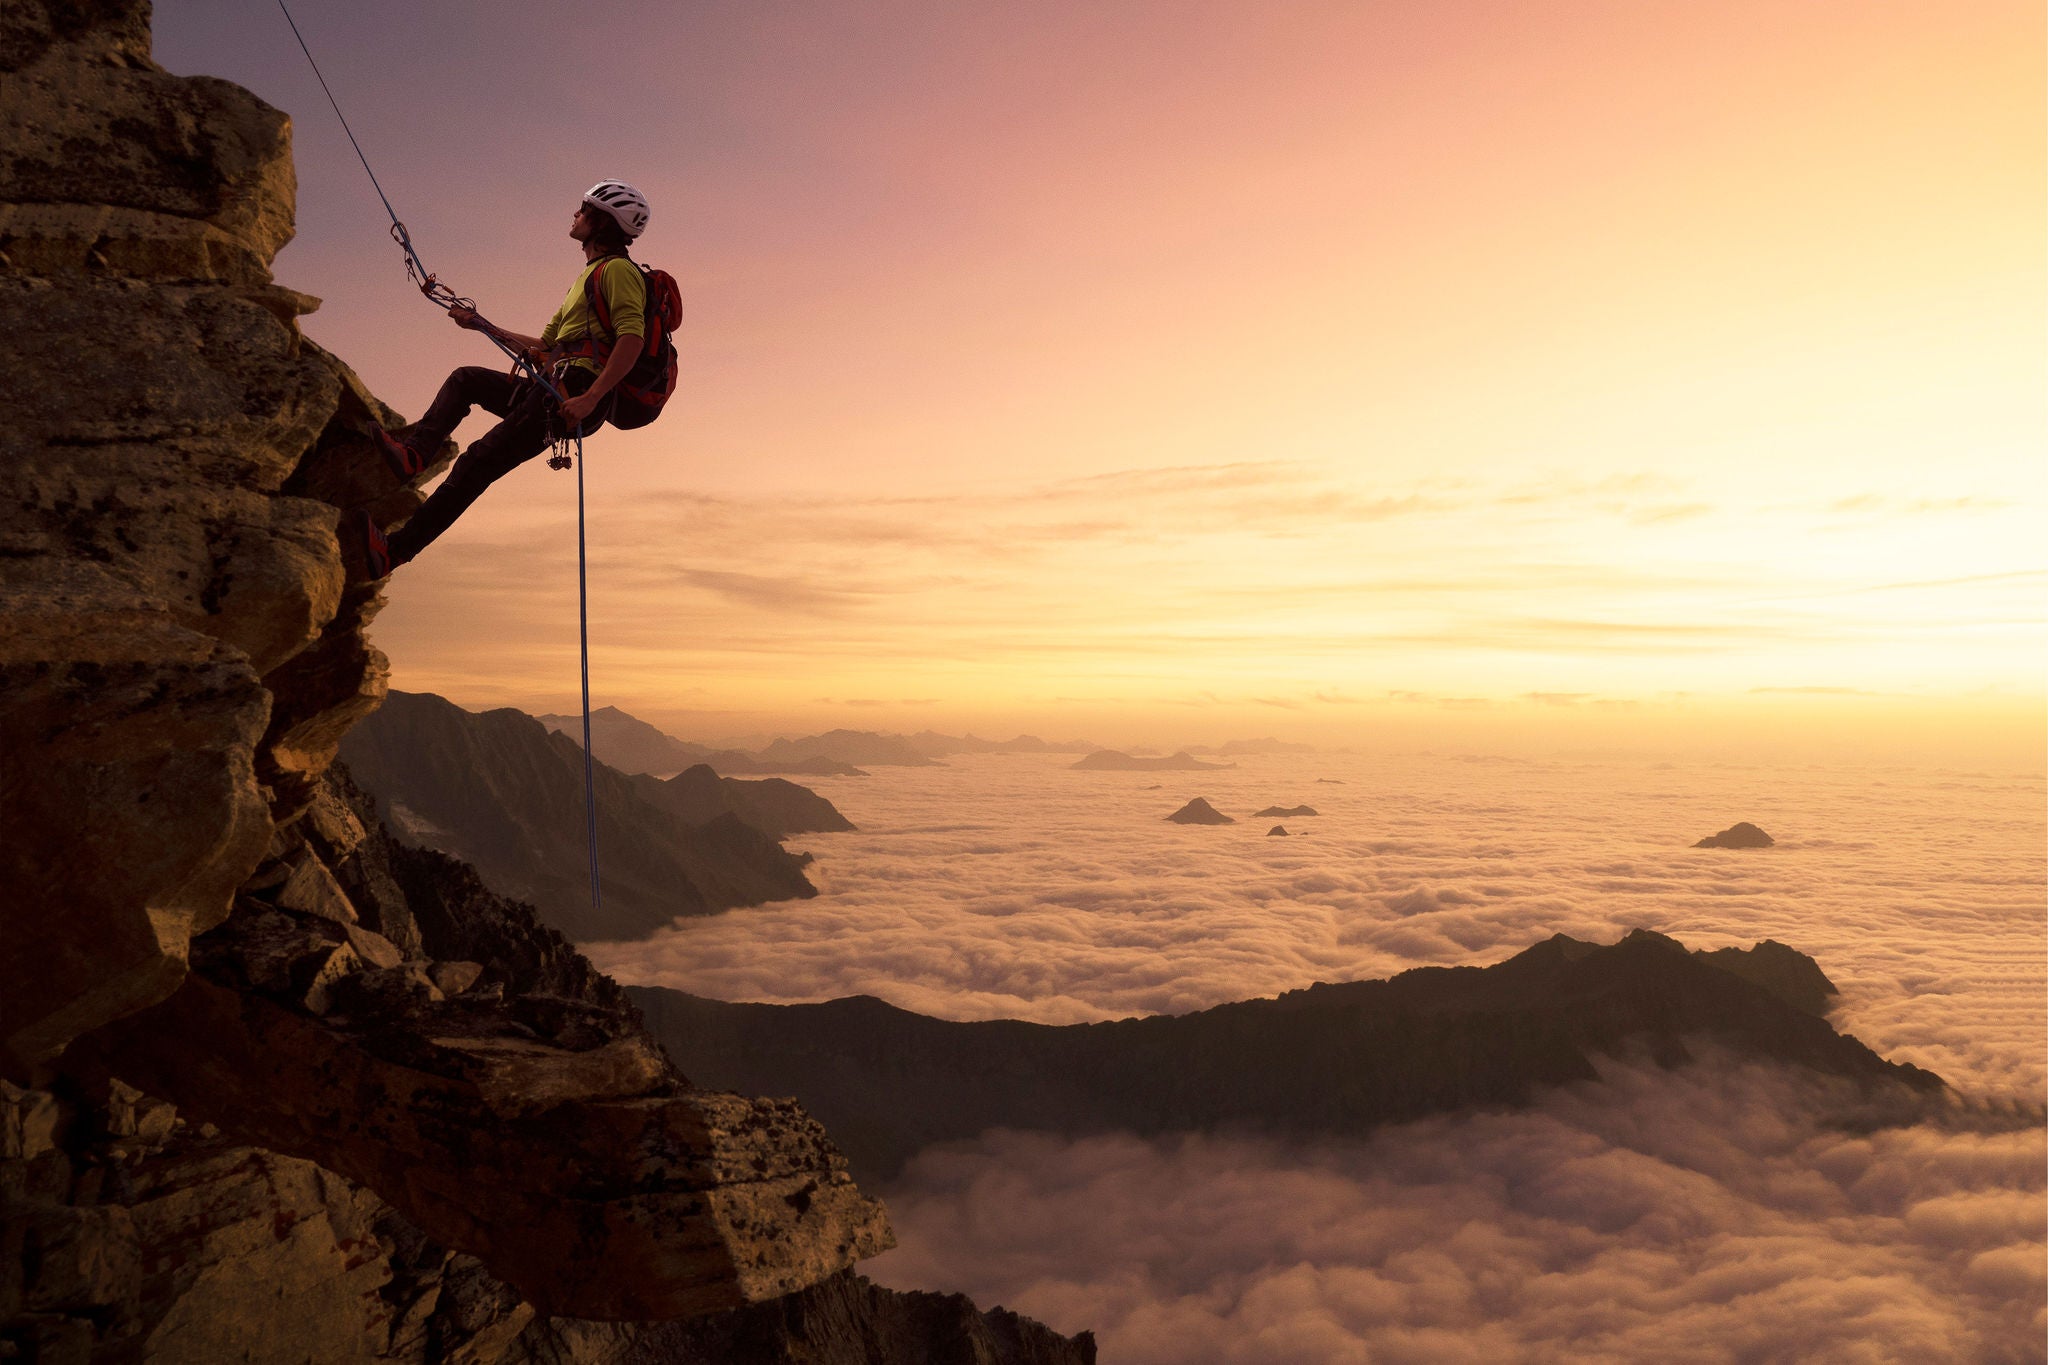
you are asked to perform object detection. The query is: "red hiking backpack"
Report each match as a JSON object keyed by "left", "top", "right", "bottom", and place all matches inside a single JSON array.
[{"left": 574, "top": 255, "right": 682, "bottom": 430}]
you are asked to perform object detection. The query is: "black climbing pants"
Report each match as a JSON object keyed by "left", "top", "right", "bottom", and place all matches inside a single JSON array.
[{"left": 386, "top": 365, "right": 612, "bottom": 565}]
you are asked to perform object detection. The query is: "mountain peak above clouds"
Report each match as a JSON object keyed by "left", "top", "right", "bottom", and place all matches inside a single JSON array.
[
  {"left": 341, "top": 691, "right": 844, "bottom": 940},
  {"left": 633, "top": 932, "right": 1943, "bottom": 1184},
  {"left": 1075, "top": 749, "right": 1234, "bottom": 771},
  {"left": 1166, "top": 797, "right": 1236, "bottom": 823},
  {"left": 1696, "top": 821, "right": 1776, "bottom": 848}
]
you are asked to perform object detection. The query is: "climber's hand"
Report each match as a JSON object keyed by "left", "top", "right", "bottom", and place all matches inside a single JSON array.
[{"left": 558, "top": 388, "right": 601, "bottom": 427}]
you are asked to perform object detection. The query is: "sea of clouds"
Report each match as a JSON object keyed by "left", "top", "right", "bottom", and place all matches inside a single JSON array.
[{"left": 586, "top": 750, "right": 2045, "bottom": 1361}]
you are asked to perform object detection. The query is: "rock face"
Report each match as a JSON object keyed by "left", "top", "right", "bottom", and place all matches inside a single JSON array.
[
  {"left": 1696, "top": 821, "right": 1775, "bottom": 848},
  {"left": 0, "top": 0, "right": 432, "bottom": 1072},
  {"left": 4, "top": 784, "right": 1089, "bottom": 1361},
  {"left": 339, "top": 691, "right": 828, "bottom": 940},
  {"left": 0, "top": 5, "right": 1095, "bottom": 1356},
  {"left": 38, "top": 758, "right": 893, "bottom": 1325},
  {"left": 1166, "top": 797, "right": 1234, "bottom": 825},
  {"left": 634, "top": 932, "right": 1946, "bottom": 1184}
]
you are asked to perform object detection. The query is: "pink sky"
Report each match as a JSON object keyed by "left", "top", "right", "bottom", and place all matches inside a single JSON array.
[{"left": 157, "top": 1, "right": 2044, "bottom": 749}]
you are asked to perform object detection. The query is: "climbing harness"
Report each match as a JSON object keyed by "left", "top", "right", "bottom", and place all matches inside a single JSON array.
[{"left": 276, "top": 0, "right": 603, "bottom": 913}]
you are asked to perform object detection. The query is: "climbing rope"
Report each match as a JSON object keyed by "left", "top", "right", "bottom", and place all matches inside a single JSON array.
[{"left": 276, "top": 0, "right": 602, "bottom": 912}]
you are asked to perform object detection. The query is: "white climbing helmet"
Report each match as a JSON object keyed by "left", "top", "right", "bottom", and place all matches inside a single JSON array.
[{"left": 582, "top": 180, "right": 650, "bottom": 238}]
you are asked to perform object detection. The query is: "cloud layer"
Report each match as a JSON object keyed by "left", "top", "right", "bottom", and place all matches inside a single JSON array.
[
  {"left": 868, "top": 1059, "right": 2045, "bottom": 1364},
  {"left": 586, "top": 749, "right": 2044, "bottom": 1360},
  {"left": 588, "top": 750, "right": 2045, "bottom": 1097}
]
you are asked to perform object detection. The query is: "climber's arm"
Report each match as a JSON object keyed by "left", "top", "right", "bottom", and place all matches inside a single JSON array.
[
  {"left": 558, "top": 333, "right": 643, "bottom": 426},
  {"left": 447, "top": 305, "right": 544, "bottom": 354}
]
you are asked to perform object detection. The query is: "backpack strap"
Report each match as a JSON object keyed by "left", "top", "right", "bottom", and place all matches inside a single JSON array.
[{"left": 581, "top": 254, "right": 625, "bottom": 343}]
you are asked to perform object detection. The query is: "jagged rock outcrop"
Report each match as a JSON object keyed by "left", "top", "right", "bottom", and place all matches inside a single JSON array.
[
  {"left": 3, "top": 792, "right": 1087, "bottom": 1360},
  {"left": 634, "top": 931, "right": 1946, "bottom": 1184},
  {"left": 1695, "top": 821, "right": 1774, "bottom": 848},
  {"left": 339, "top": 691, "right": 827, "bottom": 940},
  {"left": 0, "top": 4, "right": 1084, "bottom": 1354},
  {"left": 1695, "top": 937, "right": 1837, "bottom": 1015},
  {"left": 50, "top": 770, "right": 893, "bottom": 1324},
  {"left": 0, "top": 0, "right": 438, "bottom": 1072},
  {"left": 1165, "top": 797, "right": 1234, "bottom": 824}
]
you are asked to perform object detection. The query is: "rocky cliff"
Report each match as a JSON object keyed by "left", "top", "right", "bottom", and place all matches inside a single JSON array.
[
  {"left": 0, "top": 5, "right": 1089, "bottom": 1360},
  {"left": 6, "top": 774, "right": 1089, "bottom": 1361}
]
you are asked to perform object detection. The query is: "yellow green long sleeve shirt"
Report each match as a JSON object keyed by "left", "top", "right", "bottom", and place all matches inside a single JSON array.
[{"left": 542, "top": 257, "right": 647, "bottom": 375}]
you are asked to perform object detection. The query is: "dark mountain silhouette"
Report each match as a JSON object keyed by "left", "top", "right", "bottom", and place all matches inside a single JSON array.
[
  {"left": 630, "top": 764, "right": 855, "bottom": 841},
  {"left": 1253, "top": 805, "right": 1318, "bottom": 818},
  {"left": 339, "top": 692, "right": 835, "bottom": 940},
  {"left": 534, "top": 704, "right": 714, "bottom": 775},
  {"left": 631, "top": 931, "right": 1945, "bottom": 1184},
  {"left": 1166, "top": 797, "right": 1234, "bottom": 824},
  {"left": 1268, "top": 826, "right": 1291, "bottom": 837},
  {"left": 1073, "top": 750, "right": 1233, "bottom": 771},
  {"left": 1694, "top": 938, "right": 1837, "bottom": 1015},
  {"left": 1696, "top": 821, "right": 1775, "bottom": 848}
]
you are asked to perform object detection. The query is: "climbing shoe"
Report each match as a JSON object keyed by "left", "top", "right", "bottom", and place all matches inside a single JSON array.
[
  {"left": 357, "top": 510, "right": 395, "bottom": 579},
  {"left": 371, "top": 426, "right": 428, "bottom": 479}
]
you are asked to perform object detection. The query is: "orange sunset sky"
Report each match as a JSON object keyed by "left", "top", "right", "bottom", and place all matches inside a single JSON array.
[{"left": 159, "top": 0, "right": 2044, "bottom": 761}]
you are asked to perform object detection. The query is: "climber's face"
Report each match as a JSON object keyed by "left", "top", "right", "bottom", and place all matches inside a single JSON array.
[{"left": 570, "top": 204, "right": 598, "bottom": 242}]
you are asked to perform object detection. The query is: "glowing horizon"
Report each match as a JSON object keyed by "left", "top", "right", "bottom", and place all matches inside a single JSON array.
[{"left": 154, "top": 0, "right": 2045, "bottom": 754}]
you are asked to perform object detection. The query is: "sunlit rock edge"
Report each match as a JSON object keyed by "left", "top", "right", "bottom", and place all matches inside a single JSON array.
[{"left": 0, "top": 3, "right": 1092, "bottom": 1360}]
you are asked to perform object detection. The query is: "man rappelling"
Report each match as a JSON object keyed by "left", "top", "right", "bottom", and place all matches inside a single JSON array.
[
  {"left": 358, "top": 179, "right": 675, "bottom": 577},
  {"left": 278, "top": 0, "right": 671, "bottom": 907}
]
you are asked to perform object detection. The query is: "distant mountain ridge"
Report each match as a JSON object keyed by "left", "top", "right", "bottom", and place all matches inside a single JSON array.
[
  {"left": 1186, "top": 737, "right": 1317, "bottom": 755},
  {"left": 632, "top": 931, "right": 1943, "bottom": 1183},
  {"left": 759, "top": 730, "right": 941, "bottom": 768},
  {"left": 533, "top": 706, "right": 1307, "bottom": 776},
  {"left": 340, "top": 692, "right": 852, "bottom": 941},
  {"left": 536, "top": 708, "right": 866, "bottom": 777},
  {"left": 1072, "top": 750, "right": 1235, "bottom": 771}
]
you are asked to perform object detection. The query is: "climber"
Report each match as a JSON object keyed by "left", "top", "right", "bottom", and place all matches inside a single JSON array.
[{"left": 357, "top": 180, "right": 652, "bottom": 577}]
